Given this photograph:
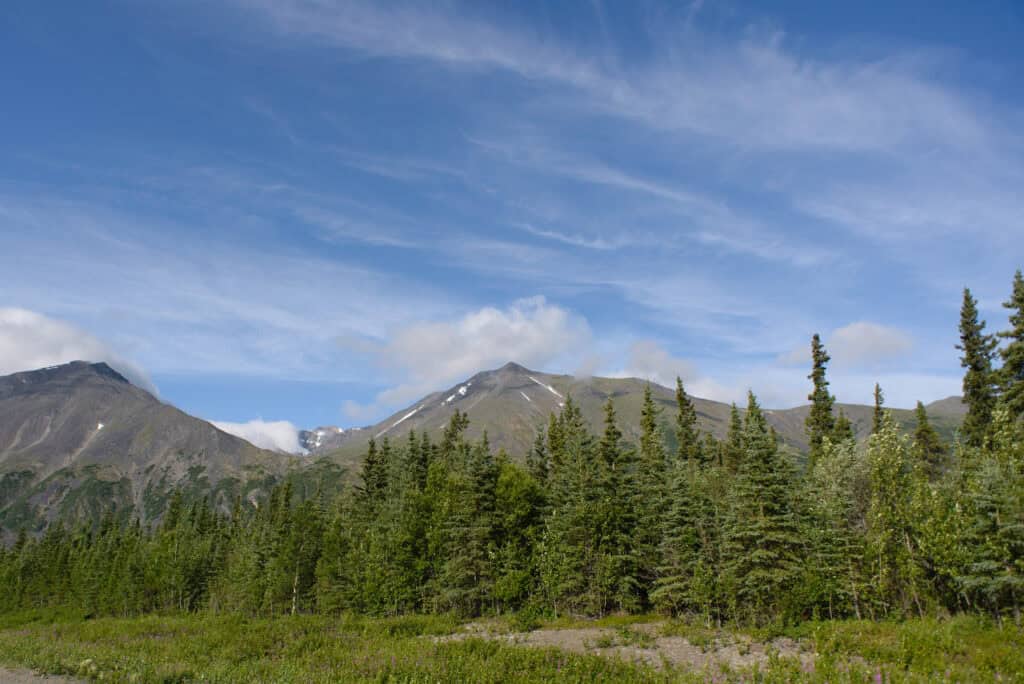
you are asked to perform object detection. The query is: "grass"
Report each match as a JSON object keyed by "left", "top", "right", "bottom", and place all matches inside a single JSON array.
[
  {"left": 0, "top": 611, "right": 1021, "bottom": 682},
  {"left": 0, "top": 611, "right": 672, "bottom": 683}
]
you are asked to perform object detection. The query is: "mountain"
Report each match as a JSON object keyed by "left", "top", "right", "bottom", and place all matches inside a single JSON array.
[
  {"left": 323, "top": 362, "right": 965, "bottom": 467},
  {"left": 299, "top": 425, "right": 363, "bottom": 453},
  {"left": 0, "top": 362, "right": 294, "bottom": 539},
  {"left": 1, "top": 361, "right": 965, "bottom": 540}
]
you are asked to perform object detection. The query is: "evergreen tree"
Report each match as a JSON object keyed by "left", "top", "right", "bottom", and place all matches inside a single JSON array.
[
  {"left": 958, "top": 288, "right": 999, "bottom": 447},
  {"left": 651, "top": 455, "right": 699, "bottom": 615},
  {"left": 675, "top": 377, "right": 702, "bottom": 464},
  {"left": 832, "top": 408, "right": 854, "bottom": 443},
  {"left": 593, "top": 399, "right": 640, "bottom": 613},
  {"left": 722, "top": 403, "right": 744, "bottom": 474},
  {"left": 958, "top": 408, "right": 1024, "bottom": 624},
  {"left": 492, "top": 459, "right": 544, "bottom": 611},
  {"left": 913, "top": 401, "right": 947, "bottom": 478},
  {"left": 526, "top": 429, "right": 549, "bottom": 485},
  {"left": 636, "top": 385, "right": 668, "bottom": 604},
  {"left": 722, "top": 391, "right": 802, "bottom": 624},
  {"left": 358, "top": 438, "right": 387, "bottom": 505},
  {"left": 999, "top": 269, "right": 1024, "bottom": 421},
  {"left": 806, "top": 334, "right": 836, "bottom": 469},
  {"left": 539, "top": 396, "right": 600, "bottom": 615},
  {"left": 872, "top": 383, "right": 885, "bottom": 435}
]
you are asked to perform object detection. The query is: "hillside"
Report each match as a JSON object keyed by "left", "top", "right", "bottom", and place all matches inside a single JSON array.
[
  {"left": 0, "top": 362, "right": 294, "bottom": 538},
  {"left": 320, "top": 362, "right": 965, "bottom": 467}
]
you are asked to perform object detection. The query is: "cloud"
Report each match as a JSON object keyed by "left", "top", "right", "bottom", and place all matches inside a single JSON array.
[
  {"left": 616, "top": 340, "right": 697, "bottom": 388},
  {"left": 778, "top": 322, "right": 913, "bottom": 368},
  {"left": 0, "top": 195, "right": 454, "bottom": 380},
  {"left": 830, "top": 322, "right": 913, "bottom": 366},
  {"left": 212, "top": 419, "right": 305, "bottom": 453},
  {"left": 231, "top": 0, "right": 995, "bottom": 155},
  {"left": 0, "top": 308, "right": 157, "bottom": 394},
  {"left": 344, "top": 297, "right": 591, "bottom": 418}
]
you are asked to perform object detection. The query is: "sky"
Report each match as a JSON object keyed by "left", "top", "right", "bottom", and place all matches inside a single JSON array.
[{"left": 1, "top": 1, "right": 1022, "bottom": 451}]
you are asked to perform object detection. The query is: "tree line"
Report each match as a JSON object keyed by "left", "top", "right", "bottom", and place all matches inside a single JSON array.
[{"left": 1, "top": 271, "right": 1022, "bottom": 626}]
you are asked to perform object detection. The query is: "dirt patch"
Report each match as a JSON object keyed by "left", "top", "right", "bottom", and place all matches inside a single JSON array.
[
  {"left": 0, "top": 668, "right": 83, "bottom": 683},
  {"left": 436, "top": 622, "right": 816, "bottom": 673}
]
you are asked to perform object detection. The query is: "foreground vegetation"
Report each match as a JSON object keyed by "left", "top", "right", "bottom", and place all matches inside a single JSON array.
[{"left": 0, "top": 611, "right": 1021, "bottom": 682}]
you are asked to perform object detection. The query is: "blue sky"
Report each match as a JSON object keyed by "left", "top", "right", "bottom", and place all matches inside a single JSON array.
[{"left": 2, "top": 0, "right": 1022, "bottom": 448}]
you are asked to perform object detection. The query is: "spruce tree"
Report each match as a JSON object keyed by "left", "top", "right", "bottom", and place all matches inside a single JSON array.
[
  {"left": 675, "top": 377, "right": 702, "bottom": 464},
  {"left": 722, "top": 391, "right": 801, "bottom": 624},
  {"left": 723, "top": 403, "right": 744, "bottom": 473},
  {"left": 958, "top": 288, "right": 998, "bottom": 447},
  {"left": 832, "top": 408, "right": 855, "bottom": 443},
  {"left": 538, "top": 395, "right": 599, "bottom": 615},
  {"left": 999, "top": 269, "right": 1024, "bottom": 421},
  {"left": 651, "top": 455, "right": 699, "bottom": 615},
  {"left": 358, "top": 438, "right": 387, "bottom": 505},
  {"left": 527, "top": 430, "right": 549, "bottom": 485},
  {"left": 958, "top": 408, "right": 1024, "bottom": 624},
  {"left": 912, "top": 401, "right": 947, "bottom": 478},
  {"left": 872, "top": 383, "right": 885, "bottom": 435},
  {"left": 636, "top": 384, "right": 668, "bottom": 604},
  {"left": 594, "top": 399, "right": 640, "bottom": 613},
  {"left": 806, "top": 334, "right": 836, "bottom": 469}
]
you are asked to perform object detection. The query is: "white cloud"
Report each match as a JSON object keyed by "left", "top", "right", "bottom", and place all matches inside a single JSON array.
[
  {"left": 778, "top": 321, "right": 913, "bottom": 368},
  {"left": 615, "top": 340, "right": 696, "bottom": 389},
  {"left": 231, "top": 1, "right": 994, "bottom": 155},
  {"left": 212, "top": 419, "right": 305, "bottom": 453},
  {"left": 0, "top": 195, "right": 454, "bottom": 380},
  {"left": 0, "top": 308, "right": 157, "bottom": 394},
  {"left": 830, "top": 322, "right": 913, "bottom": 367},
  {"left": 345, "top": 296, "right": 591, "bottom": 418}
]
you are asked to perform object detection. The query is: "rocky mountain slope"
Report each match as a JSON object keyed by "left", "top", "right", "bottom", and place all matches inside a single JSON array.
[
  {"left": 321, "top": 362, "right": 965, "bottom": 466},
  {"left": 0, "top": 362, "right": 294, "bottom": 538}
]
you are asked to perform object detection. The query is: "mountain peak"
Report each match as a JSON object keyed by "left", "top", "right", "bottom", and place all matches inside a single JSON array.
[
  {"left": 6, "top": 361, "right": 131, "bottom": 386},
  {"left": 496, "top": 361, "right": 532, "bottom": 374}
]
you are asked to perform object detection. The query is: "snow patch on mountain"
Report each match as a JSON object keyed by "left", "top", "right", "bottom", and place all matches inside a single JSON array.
[
  {"left": 528, "top": 376, "right": 563, "bottom": 399},
  {"left": 378, "top": 406, "right": 421, "bottom": 437}
]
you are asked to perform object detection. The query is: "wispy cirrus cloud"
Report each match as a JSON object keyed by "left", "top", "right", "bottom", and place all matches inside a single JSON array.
[{"left": 228, "top": 0, "right": 1001, "bottom": 156}]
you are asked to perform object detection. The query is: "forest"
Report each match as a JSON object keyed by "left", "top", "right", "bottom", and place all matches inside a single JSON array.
[{"left": 2, "top": 271, "right": 1021, "bottom": 640}]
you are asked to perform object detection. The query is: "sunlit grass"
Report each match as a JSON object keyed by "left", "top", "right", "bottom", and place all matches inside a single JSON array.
[{"left": 0, "top": 611, "right": 1021, "bottom": 682}]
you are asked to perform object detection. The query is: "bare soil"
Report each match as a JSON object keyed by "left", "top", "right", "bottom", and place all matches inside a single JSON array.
[
  {"left": 436, "top": 621, "right": 816, "bottom": 673},
  {"left": 0, "top": 668, "right": 83, "bottom": 683}
]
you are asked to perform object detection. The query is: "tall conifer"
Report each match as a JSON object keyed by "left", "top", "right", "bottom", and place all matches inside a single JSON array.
[
  {"left": 675, "top": 378, "right": 701, "bottom": 464},
  {"left": 722, "top": 392, "right": 801, "bottom": 623},
  {"left": 912, "top": 401, "right": 947, "bottom": 477},
  {"left": 872, "top": 383, "right": 885, "bottom": 435},
  {"left": 998, "top": 269, "right": 1024, "bottom": 420},
  {"left": 958, "top": 288, "right": 998, "bottom": 446},
  {"left": 637, "top": 385, "right": 667, "bottom": 603},
  {"left": 806, "top": 334, "right": 836, "bottom": 469}
]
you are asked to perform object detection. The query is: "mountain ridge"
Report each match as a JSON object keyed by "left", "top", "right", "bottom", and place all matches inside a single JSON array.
[
  {"left": 315, "top": 362, "right": 966, "bottom": 465},
  {"left": 0, "top": 361, "right": 293, "bottom": 539}
]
